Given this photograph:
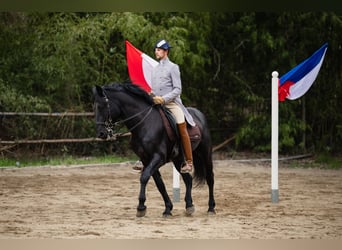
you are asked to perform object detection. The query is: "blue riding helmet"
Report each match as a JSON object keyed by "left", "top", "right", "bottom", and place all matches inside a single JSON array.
[{"left": 154, "top": 39, "right": 172, "bottom": 50}]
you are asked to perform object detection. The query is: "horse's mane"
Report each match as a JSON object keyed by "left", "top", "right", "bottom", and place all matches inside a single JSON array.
[{"left": 104, "top": 82, "right": 154, "bottom": 105}]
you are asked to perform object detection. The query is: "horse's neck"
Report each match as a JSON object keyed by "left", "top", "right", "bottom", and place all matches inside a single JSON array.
[
  {"left": 117, "top": 95, "right": 152, "bottom": 129},
  {"left": 119, "top": 95, "right": 147, "bottom": 116}
]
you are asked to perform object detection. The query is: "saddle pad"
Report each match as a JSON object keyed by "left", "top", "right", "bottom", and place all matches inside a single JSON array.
[{"left": 158, "top": 106, "right": 201, "bottom": 148}]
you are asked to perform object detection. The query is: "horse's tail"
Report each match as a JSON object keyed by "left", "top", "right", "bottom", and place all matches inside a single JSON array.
[{"left": 192, "top": 148, "right": 214, "bottom": 186}]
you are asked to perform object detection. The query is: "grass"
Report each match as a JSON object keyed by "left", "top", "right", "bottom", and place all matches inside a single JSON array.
[
  {"left": 314, "top": 153, "right": 342, "bottom": 169},
  {"left": 2, "top": 152, "right": 342, "bottom": 169},
  {"left": 0, "top": 154, "right": 138, "bottom": 168},
  {"left": 283, "top": 153, "right": 342, "bottom": 169}
]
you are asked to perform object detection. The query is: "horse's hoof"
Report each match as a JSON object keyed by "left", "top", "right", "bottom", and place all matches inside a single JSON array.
[
  {"left": 163, "top": 212, "right": 172, "bottom": 218},
  {"left": 185, "top": 206, "right": 195, "bottom": 216},
  {"left": 136, "top": 209, "right": 146, "bottom": 217},
  {"left": 207, "top": 209, "right": 216, "bottom": 216}
]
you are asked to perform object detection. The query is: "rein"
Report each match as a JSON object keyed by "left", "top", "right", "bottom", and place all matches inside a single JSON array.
[
  {"left": 96, "top": 88, "right": 154, "bottom": 138},
  {"left": 113, "top": 105, "right": 154, "bottom": 133}
]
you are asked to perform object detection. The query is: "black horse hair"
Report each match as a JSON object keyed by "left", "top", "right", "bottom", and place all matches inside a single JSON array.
[{"left": 104, "top": 82, "right": 154, "bottom": 105}]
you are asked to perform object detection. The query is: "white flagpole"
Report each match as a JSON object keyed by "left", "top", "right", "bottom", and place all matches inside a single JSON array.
[
  {"left": 173, "top": 165, "right": 180, "bottom": 202},
  {"left": 271, "top": 71, "right": 279, "bottom": 203}
]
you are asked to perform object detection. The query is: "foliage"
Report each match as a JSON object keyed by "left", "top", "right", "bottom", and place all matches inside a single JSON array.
[{"left": 1, "top": 12, "right": 342, "bottom": 158}]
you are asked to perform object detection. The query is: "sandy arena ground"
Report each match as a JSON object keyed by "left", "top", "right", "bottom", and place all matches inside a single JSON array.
[{"left": 0, "top": 160, "right": 341, "bottom": 239}]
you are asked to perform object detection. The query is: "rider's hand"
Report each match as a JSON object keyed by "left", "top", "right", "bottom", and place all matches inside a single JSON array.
[{"left": 153, "top": 96, "right": 164, "bottom": 105}]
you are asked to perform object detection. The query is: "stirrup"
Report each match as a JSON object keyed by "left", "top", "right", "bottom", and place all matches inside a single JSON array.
[
  {"left": 132, "top": 161, "right": 143, "bottom": 172},
  {"left": 180, "top": 161, "right": 193, "bottom": 174}
]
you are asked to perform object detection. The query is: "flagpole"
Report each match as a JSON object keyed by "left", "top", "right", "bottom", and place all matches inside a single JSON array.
[{"left": 271, "top": 71, "right": 279, "bottom": 203}]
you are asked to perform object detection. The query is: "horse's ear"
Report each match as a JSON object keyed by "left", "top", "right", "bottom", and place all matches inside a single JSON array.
[{"left": 93, "top": 85, "right": 104, "bottom": 97}]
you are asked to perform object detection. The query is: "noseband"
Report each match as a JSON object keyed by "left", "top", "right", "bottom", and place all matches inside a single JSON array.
[{"left": 96, "top": 89, "right": 153, "bottom": 138}]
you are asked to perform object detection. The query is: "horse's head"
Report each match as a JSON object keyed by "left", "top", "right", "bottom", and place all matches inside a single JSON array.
[
  {"left": 93, "top": 83, "right": 155, "bottom": 139},
  {"left": 93, "top": 85, "right": 121, "bottom": 139}
]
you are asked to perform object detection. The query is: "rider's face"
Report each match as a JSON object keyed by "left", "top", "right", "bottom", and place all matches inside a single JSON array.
[{"left": 155, "top": 48, "right": 168, "bottom": 60}]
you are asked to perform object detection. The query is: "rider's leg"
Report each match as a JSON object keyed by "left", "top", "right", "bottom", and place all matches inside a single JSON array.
[
  {"left": 177, "top": 122, "right": 193, "bottom": 173},
  {"left": 167, "top": 102, "right": 193, "bottom": 173}
]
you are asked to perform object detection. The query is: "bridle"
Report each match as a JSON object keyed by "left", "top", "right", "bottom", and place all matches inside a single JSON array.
[{"left": 95, "top": 89, "right": 154, "bottom": 138}]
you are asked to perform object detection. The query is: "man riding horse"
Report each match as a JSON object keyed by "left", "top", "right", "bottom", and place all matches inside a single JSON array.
[{"left": 136, "top": 39, "right": 195, "bottom": 174}]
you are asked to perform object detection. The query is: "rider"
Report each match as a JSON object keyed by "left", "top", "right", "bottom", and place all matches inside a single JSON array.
[{"left": 150, "top": 39, "right": 195, "bottom": 174}]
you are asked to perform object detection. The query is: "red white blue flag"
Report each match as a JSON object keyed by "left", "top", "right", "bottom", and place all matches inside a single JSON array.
[
  {"left": 125, "top": 40, "right": 158, "bottom": 92},
  {"left": 278, "top": 43, "right": 328, "bottom": 101}
]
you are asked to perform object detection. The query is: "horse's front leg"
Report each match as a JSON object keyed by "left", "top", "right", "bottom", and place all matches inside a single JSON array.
[
  {"left": 136, "top": 169, "right": 151, "bottom": 217},
  {"left": 136, "top": 155, "right": 162, "bottom": 217},
  {"left": 152, "top": 170, "right": 173, "bottom": 217}
]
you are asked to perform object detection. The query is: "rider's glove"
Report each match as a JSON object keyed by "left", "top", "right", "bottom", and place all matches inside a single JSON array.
[{"left": 153, "top": 96, "right": 165, "bottom": 105}]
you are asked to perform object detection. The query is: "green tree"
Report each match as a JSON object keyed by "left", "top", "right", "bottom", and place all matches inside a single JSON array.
[{"left": 1, "top": 12, "right": 342, "bottom": 157}]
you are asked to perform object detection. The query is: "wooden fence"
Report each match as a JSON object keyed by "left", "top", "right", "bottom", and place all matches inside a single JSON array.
[
  {"left": 0, "top": 111, "right": 232, "bottom": 152},
  {"left": 0, "top": 112, "right": 130, "bottom": 150}
]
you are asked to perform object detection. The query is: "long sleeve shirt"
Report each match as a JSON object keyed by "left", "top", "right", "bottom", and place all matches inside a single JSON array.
[
  {"left": 151, "top": 57, "right": 195, "bottom": 126},
  {"left": 151, "top": 57, "right": 182, "bottom": 104}
]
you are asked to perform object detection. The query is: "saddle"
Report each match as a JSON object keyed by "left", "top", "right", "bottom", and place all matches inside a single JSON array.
[{"left": 157, "top": 106, "right": 202, "bottom": 150}]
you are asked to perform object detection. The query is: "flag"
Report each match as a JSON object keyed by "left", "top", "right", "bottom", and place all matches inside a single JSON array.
[
  {"left": 278, "top": 43, "right": 328, "bottom": 101},
  {"left": 125, "top": 40, "right": 158, "bottom": 92}
]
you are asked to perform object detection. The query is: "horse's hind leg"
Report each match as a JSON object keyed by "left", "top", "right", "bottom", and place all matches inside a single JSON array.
[
  {"left": 193, "top": 144, "right": 216, "bottom": 215},
  {"left": 206, "top": 155, "right": 216, "bottom": 214},
  {"left": 181, "top": 172, "right": 195, "bottom": 215},
  {"left": 152, "top": 170, "right": 173, "bottom": 217},
  {"left": 174, "top": 159, "right": 195, "bottom": 215}
]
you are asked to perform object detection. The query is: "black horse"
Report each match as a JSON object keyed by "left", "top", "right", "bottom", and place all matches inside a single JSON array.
[{"left": 93, "top": 83, "right": 215, "bottom": 217}]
